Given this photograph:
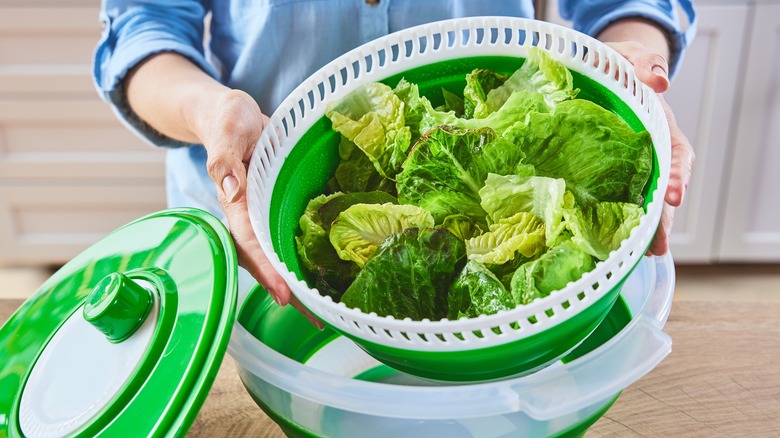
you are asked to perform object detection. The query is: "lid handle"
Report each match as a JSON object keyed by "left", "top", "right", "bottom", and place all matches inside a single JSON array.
[{"left": 83, "top": 272, "right": 154, "bottom": 343}]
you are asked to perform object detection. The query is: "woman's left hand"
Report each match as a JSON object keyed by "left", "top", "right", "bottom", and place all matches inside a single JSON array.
[{"left": 606, "top": 41, "right": 695, "bottom": 256}]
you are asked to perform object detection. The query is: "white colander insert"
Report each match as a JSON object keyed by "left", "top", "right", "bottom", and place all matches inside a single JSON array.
[{"left": 247, "top": 16, "right": 670, "bottom": 352}]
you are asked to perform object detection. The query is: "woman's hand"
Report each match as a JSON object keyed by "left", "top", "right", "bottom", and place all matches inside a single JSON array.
[
  {"left": 125, "top": 53, "right": 321, "bottom": 326},
  {"left": 597, "top": 19, "right": 695, "bottom": 256}
]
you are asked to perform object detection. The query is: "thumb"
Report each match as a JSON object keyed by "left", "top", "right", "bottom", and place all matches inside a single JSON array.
[{"left": 607, "top": 42, "right": 670, "bottom": 93}]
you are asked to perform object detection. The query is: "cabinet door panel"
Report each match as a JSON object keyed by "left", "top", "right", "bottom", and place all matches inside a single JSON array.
[
  {"left": 718, "top": 4, "right": 780, "bottom": 261},
  {"left": 0, "top": 185, "right": 167, "bottom": 265},
  {"left": 665, "top": 5, "right": 749, "bottom": 262}
]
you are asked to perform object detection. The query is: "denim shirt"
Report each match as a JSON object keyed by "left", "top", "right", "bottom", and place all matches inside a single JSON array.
[{"left": 93, "top": 0, "right": 696, "bottom": 219}]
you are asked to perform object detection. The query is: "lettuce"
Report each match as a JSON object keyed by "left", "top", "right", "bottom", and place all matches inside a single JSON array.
[
  {"left": 505, "top": 99, "right": 653, "bottom": 206},
  {"left": 448, "top": 260, "right": 515, "bottom": 319},
  {"left": 329, "top": 203, "right": 434, "bottom": 267},
  {"left": 396, "top": 126, "right": 525, "bottom": 226},
  {"left": 298, "top": 51, "right": 652, "bottom": 320},
  {"left": 341, "top": 228, "right": 466, "bottom": 320},
  {"left": 510, "top": 239, "right": 595, "bottom": 305},
  {"left": 326, "top": 82, "right": 412, "bottom": 180}
]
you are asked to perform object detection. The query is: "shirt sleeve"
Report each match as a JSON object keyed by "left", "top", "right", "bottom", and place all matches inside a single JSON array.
[
  {"left": 558, "top": 0, "right": 697, "bottom": 78},
  {"left": 93, "top": 1, "right": 215, "bottom": 148}
]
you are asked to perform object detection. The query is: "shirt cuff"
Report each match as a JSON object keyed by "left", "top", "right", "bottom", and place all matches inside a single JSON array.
[
  {"left": 93, "top": 13, "right": 216, "bottom": 148},
  {"left": 567, "top": 2, "right": 696, "bottom": 79}
]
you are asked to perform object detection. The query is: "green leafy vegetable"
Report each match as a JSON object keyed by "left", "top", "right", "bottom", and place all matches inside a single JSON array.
[
  {"left": 564, "top": 201, "right": 644, "bottom": 260},
  {"left": 298, "top": 50, "right": 652, "bottom": 320},
  {"left": 510, "top": 239, "right": 595, "bottom": 305},
  {"left": 329, "top": 203, "right": 434, "bottom": 267},
  {"left": 448, "top": 260, "right": 515, "bottom": 319},
  {"left": 341, "top": 228, "right": 467, "bottom": 320},
  {"left": 504, "top": 99, "right": 653, "bottom": 206},
  {"left": 465, "top": 212, "right": 546, "bottom": 265},
  {"left": 396, "top": 126, "right": 525, "bottom": 226},
  {"left": 295, "top": 193, "right": 359, "bottom": 301},
  {"left": 326, "top": 82, "right": 412, "bottom": 179}
]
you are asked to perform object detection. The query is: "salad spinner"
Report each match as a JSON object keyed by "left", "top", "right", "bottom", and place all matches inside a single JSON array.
[{"left": 246, "top": 17, "right": 671, "bottom": 381}]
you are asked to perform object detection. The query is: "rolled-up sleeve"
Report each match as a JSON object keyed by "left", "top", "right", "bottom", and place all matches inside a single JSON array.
[
  {"left": 93, "top": 1, "right": 215, "bottom": 147},
  {"left": 558, "top": 0, "right": 697, "bottom": 78}
]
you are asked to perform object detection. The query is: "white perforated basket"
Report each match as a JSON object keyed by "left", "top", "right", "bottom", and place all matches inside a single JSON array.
[{"left": 247, "top": 17, "right": 670, "bottom": 359}]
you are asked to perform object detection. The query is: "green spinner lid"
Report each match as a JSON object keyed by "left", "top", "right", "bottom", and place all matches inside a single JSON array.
[{"left": 0, "top": 208, "right": 238, "bottom": 437}]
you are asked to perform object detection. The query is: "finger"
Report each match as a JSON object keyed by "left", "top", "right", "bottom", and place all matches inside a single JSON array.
[
  {"left": 606, "top": 41, "right": 670, "bottom": 93},
  {"left": 647, "top": 201, "right": 675, "bottom": 256},
  {"left": 289, "top": 295, "right": 325, "bottom": 329},
  {"left": 658, "top": 95, "right": 695, "bottom": 207},
  {"left": 223, "top": 196, "right": 293, "bottom": 305}
]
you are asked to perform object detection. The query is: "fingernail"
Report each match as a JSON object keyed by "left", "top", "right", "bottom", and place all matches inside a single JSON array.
[
  {"left": 652, "top": 65, "right": 668, "bottom": 78},
  {"left": 222, "top": 174, "right": 239, "bottom": 203},
  {"left": 271, "top": 294, "right": 282, "bottom": 306}
]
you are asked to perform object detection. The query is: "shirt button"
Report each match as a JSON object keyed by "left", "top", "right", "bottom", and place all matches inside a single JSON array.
[{"left": 365, "top": 0, "right": 380, "bottom": 6}]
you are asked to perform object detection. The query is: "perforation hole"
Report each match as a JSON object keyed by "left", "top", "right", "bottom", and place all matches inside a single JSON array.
[
  {"left": 288, "top": 108, "right": 297, "bottom": 127},
  {"left": 528, "top": 315, "right": 538, "bottom": 325},
  {"left": 351, "top": 60, "right": 360, "bottom": 79},
  {"left": 432, "top": 33, "right": 442, "bottom": 50},
  {"left": 503, "top": 27, "right": 512, "bottom": 44},
  {"left": 446, "top": 30, "right": 456, "bottom": 48},
  {"left": 339, "top": 67, "right": 349, "bottom": 86},
  {"left": 517, "top": 29, "right": 528, "bottom": 46},
  {"left": 297, "top": 99, "right": 306, "bottom": 119},
  {"left": 562, "top": 300, "right": 571, "bottom": 310},
  {"left": 328, "top": 74, "right": 337, "bottom": 93},
  {"left": 377, "top": 48, "right": 387, "bottom": 66},
  {"left": 489, "top": 27, "right": 499, "bottom": 44},
  {"left": 545, "top": 308, "right": 554, "bottom": 318},
  {"left": 475, "top": 27, "right": 485, "bottom": 45},
  {"left": 418, "top": 35, "right": 428, "bottom": 53},
  {"left": 364, "top": 54, "right": 374, "bottom": 73},
  {"left": 317, "top": 82, "right": 325, "bottom": 101},
  {"left": 306, "top": 90, "right": 315, "bottom": 110},
  {"left": 391, "top": 44, "right": 400, "bottom": 62},
  {"left": 460, "top": 28, "right": 470, "bottom": 46},
  {"left": 404, "top": 39, "right": 413, "bottom": 58}
]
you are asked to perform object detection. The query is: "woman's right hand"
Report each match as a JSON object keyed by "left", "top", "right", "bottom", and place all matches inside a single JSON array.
[{"left": 126, "top": 53, "right": 322, "bottom": 327}]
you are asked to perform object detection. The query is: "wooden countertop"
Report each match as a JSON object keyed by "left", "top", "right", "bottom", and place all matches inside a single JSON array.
[{"left": 2, "top": 299, "right": 779, "bottom": 437}]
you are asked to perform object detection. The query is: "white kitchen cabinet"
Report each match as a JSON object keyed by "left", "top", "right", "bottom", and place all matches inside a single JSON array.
[
  {"left": 0, "top": 6, "right": 167, "bottom": 265},
  {"left": 716, "top": 3, "right": 780, "bottom": 261},
  {"left": 664, "top": 4, "right": 750, "bottom": 262}
]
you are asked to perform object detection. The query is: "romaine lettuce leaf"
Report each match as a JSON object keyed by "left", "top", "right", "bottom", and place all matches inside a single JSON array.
[
  {"left": 396, "top": 126, "right": 525, "bottom": 226},
  {"left": 329, "top": 203, "right": 434, "bottom": 267},
  {"left": 330, "top": 136, "right": 396, "bottom": 194},
  {"left": 340, "top": 228, "right": 467, "bottom": 320},
  {"left": 481, "top": 47, "right": 578, "bottom": 115},
  {"left": 479, "top": 173, "right": 567, "bottom": 244},
  {"left": 436, "top": 214, "right": 484, "bottom": 241},
  {"left": 448, "top": 259, "right": 515, "bottom": 319},
  {"left": 295, "top": 193, "right": 359, "bottom": 301},
  {"left": 463, "top": 68, "right": 509, "bottom": 119},
  {"left": 510, "top": 239, "right": 595, "bottom": 305},
  {"left": 326, "top": 82, "right": 412, "bottom": 179},
  {"left": 564, "top": 201, "right": 644, "bottom": 260},
  {"left": 465, "top": 212, "right": 546, "bottom": 265},
  {"left": 504, "top": 99, "right": 653, "bottom": 206}
]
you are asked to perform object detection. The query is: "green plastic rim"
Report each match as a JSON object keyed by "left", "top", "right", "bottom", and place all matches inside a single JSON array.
[
  {"left": 0, "top": 208, "right": 237, "bottom": 437},
  {"left": 262, "top": 55, "right": 658, "bottom": 381}
]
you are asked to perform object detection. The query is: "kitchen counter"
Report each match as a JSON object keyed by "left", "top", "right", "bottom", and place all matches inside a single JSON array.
[{"left": 2, "top": 298, "right": 779, "bottom": 437}]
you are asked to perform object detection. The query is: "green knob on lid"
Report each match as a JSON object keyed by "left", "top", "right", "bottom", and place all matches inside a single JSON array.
[{"left": 83, "top": 272, "right": 154, "bottom": 343}]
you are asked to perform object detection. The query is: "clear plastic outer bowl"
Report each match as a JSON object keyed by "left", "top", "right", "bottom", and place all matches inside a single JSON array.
[{"left": 228, "top": 254, "right": 675, "bottom": 438}]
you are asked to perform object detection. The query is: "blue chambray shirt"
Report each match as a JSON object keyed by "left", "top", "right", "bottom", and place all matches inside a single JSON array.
[{"left": 93, "top": 0, "right": 696, "bottom": 220}]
